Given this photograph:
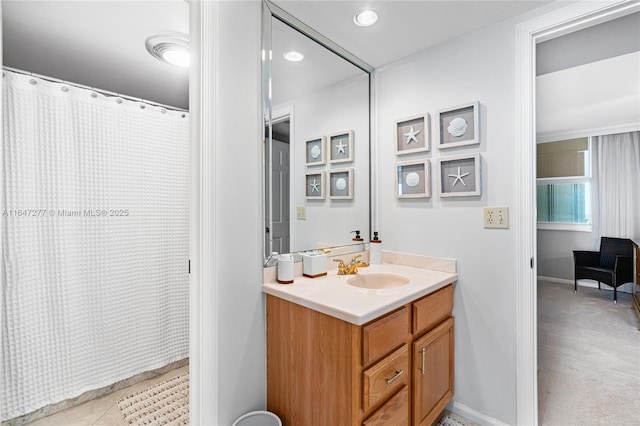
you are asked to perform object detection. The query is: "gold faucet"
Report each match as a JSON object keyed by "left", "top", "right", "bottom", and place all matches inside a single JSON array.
[{"left": 333, "top": 255, "right": 370, "bottom": 275}]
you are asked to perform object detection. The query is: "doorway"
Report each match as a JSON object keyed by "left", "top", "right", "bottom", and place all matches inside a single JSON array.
[
  {"left": 270, "top": 116, "right": 291, "bottom": 255},
  {"left": 515, "top": 1, "right": 640, "bottom": 424}
]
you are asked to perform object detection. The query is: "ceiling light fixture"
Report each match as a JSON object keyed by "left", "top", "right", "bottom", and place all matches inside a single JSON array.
[
  {"left": 283, "top": 51, "right": 304, "bottom": 62},
  {"left": 353, "top": 9, "right": 378, "bottom": 27},
  {"left": 146, "top": 34, "right": 190, "bottom": 68}
]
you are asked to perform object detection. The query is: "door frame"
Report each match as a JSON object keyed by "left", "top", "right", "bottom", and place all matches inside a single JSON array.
[{"left": 514, "top": 1, "right": 640, "bottom": 424}]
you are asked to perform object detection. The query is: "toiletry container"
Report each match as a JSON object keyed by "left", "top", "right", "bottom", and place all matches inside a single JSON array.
[
  {"left": 302, "top": 251, "right": 328, "bottom": 278},
  {"left": 370, "top": 232, "right": 382, "bottom": 265},
  {"left": 277, "top": 253, "right": 294, "bottom": 284}
]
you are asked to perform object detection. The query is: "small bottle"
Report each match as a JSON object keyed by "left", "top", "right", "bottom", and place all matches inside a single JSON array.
[
  {"left": 277, "top": 253, "right": 294, "bottom": 284},
  {"left": 369, "top": 232, "right": 382, "bottom": 265}
]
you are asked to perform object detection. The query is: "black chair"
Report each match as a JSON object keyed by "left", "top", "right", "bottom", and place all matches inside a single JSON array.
[{"left": 573, "top": 237, "right": 634, "bottom": 303}]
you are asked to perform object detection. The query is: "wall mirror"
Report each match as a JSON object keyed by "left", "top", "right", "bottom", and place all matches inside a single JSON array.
[{"left": 262, "top": 1, "right": 373, "bottom": 265}]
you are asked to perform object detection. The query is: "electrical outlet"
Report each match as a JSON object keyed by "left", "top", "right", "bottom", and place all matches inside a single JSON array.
[
  {"left": 484, "top": 207, "right": 509, "bottom": 229},
  {"left": 296, "top": 206, "right": 307, "bottom": 220}
]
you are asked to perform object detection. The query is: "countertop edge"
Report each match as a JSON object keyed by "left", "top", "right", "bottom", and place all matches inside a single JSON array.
[{"left": 263, "top": 272, "right": 458, "bottom": 326}]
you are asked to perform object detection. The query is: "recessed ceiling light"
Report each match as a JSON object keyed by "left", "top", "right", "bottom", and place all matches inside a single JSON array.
[
  {"left": 283, "top": 51, "right": 304, "bottom": 62},
  {"left": 146, "top": 34, "right": 190, "bottom": 68},
  {"left": 353, "top": 9, "right": 378, "bottom": 27}
]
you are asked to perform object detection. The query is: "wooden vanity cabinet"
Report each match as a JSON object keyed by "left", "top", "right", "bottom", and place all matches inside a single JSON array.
[{"left": 266, "top": 283, "right": 454, "bottom": 426}]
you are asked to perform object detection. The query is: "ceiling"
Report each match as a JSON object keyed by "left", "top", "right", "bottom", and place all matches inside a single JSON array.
[{"left": 2, "top": 1, "right": 553, "bottom": 110}]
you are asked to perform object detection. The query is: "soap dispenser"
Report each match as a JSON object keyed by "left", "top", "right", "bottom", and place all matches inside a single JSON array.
[
  {"left": 369, "top": 232, "right": 382, "bottom": 265},
  {"left": 351, "top": 230, "right": 363, "bottom": 241}
]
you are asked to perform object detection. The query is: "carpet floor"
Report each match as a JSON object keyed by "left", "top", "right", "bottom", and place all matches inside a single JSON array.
[{"left": 537, "top": 280, "right": 640, "bottom": 425}]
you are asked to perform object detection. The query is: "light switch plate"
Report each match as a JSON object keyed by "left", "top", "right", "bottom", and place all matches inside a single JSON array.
[
  {"left": 296, "top": 206, "right": 307, "bottom": 220},
  {"left": 484, "top": 207, "right": 509, "bottom": 228}
]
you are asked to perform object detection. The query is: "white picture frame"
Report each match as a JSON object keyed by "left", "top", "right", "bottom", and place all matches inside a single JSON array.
[
  {"left": 305, "top": 136, "right": 326, "bottom": 166},
  {"left": 396, "top": 160, "right": 431, "bottom": 198},
  {"left": 395, "top": 114, "right": 430, "bottom": 155},
  {"left": 328, "top": 168, "right": 354, "bottom": 200},
  {"left": 437, "top": 101, "right": 480, "bottom": 149},
  {"left": 328, "top": 130, "right": 354, "bottom": 164},
  {"left": 305, "top": 171, "right": 325, "bottom": 199},
  {"left": 438, "top": 154, "right": 481, "bottom": 197}
]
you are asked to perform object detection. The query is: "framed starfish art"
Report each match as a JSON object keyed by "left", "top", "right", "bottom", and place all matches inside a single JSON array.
[
  {"left": 305, "top": 136, "right": 326, "bottom": 166},
  {"left": 328, "top": 130, "right": 354, "bottom": 164},
  {"left": 395, "top": 113, "right": 430, "bottom": 155},
  {"left": 437, "top": 101, "right": 480, "bottom": 149},
  {"left": 305, "top": 171, "right": 325, "bottom": 199},
  {"left": 437, "top": 154, "right": 481, "bottom": 197}
]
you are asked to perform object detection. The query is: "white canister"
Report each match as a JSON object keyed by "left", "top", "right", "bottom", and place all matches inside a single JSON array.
[{"left": 277, "top": 254, "right": 294, "bottom": 284}]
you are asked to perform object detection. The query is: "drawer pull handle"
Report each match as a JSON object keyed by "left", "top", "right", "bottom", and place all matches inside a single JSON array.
[
  {"left": 419, "top": 348, "right": 427, "bottom": 374},
  {"left": 386, "top": 370, "right": 404, "bottom": 385}
]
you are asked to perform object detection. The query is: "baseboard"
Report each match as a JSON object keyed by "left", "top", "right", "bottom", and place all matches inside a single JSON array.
[
  {"left": 537, "top": 276, "right": 632, "bottom": 294},
  {"left": 450, "top": 401, "right": 510, "bottom": 426}
]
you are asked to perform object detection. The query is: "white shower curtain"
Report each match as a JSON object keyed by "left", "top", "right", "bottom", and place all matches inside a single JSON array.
[
  {"left": 1, "top": 71, "right": 189, "bottom": 420},
  {"left": 596, "top": 131, "right": 640, "bottom": 239}
]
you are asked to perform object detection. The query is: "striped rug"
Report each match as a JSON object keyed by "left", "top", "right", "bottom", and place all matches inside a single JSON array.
[{"left": 118, "top": 373, "right": 189, "bottom": 425}]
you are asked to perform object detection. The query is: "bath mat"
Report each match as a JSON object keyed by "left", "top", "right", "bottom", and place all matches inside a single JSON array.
[
  {"left": 118, "top": 373, "right": 189, "bottom": 425},
  {"left": 436, "top": 413, "right": 472, "bottom": 426}
]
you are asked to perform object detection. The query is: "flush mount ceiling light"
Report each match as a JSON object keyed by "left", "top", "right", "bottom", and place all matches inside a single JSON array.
[
  {"left": 353, "top": 9, "right": 378, "bottom": 27},
  {"left": 146, "top": 34, "right": 190, "bottom": 68},
  {"left": 283, "top": 51, "right": 304, "bottom": 62}
]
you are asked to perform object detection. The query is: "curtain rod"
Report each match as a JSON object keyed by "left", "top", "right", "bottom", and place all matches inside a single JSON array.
[{"left": 3, "top": 66, "right": 189, "bottom": 113}]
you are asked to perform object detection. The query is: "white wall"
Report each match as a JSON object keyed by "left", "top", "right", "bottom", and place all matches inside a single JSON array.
[
  {"left": 374, "top": 4, "right": 566, "bottom": 423},
  {"left": 277, "top": 73, "right": 370, "bottom": 252},
  {"left": 195, "top": 1, "right": 266, "bottom": 424}
]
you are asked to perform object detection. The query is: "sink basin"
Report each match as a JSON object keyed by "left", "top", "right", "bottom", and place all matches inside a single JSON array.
[{"left": 346, "top": 272, "right": 410, "bottom": 289}]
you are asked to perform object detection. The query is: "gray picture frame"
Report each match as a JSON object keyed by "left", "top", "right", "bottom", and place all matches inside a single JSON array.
[
  {"left": 437, "top": 101, "right": 480, "bottom": 149},
  {"left": 395, "top": 113, "right": 430, "bottom": 155},
  {"left": 328, "top": 130, "right": 354, "bottom": 164},
  {"left": 305, "top": 136, "right": 326, "bottom": 166},
  {"left": 396, "top": 160, "right": 431, "bottom": 198},
  {"left": 305, "top": 171, "right": 325, "bottom": 199},
  {"left": 328, "top": 168, "right": 354, "bottom": 200},
  {"left": 438, "top": 154, "right": 481, "bottom": 197}
]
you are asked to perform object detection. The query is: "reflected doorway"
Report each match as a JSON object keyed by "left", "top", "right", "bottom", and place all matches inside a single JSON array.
[{"left": 269, "top": 116, "right": 291, "bottom": 255}]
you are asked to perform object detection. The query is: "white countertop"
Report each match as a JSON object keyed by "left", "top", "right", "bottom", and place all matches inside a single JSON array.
[{"left": 262, "top": 262, "right": 457, "bottom": 325}]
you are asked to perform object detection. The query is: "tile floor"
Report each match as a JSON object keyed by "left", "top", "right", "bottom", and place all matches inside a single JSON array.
[{"left": 24, "top": 365, "right": 189, "bottom": 426}]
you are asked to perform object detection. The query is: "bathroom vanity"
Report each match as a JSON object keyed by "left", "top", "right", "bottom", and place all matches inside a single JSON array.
[{"left": 263, "top": 252, "right": 457, "bottom": 425}]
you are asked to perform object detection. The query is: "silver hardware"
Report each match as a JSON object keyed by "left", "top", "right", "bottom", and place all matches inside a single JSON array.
[
  {"left": 419, "top": 348, "right": 426, "bottom": 374},
  {"left": 386, "top": 370, "right": 404, "bottom": 385}
]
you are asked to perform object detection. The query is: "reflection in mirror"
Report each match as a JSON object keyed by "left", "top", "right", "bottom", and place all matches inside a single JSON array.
[{"left": 263, "top": 2, "right": 372, "bottom": 264}]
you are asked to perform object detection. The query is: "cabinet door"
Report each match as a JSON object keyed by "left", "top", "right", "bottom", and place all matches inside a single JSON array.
[{"left": 412, "top": 317, "right": 454, "bottom": 426}]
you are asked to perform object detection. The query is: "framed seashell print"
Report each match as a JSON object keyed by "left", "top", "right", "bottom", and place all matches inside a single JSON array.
[
  {"left": 396, "top": 160, "right": 431, "bottom": 198},
  {"left": 328, "top": 168, "right": 354, "bottom": 200},
  {"left": 305, "top": 136, "right": 326, "bottom": 166},
  {"left": 437, "top": 101, "right": 480, "bottom": 149}
]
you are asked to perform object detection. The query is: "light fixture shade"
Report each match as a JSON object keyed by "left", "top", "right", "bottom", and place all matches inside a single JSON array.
[
  {"left": 353, "top": 9, "right": 378, "bottom": 27},
  {"left": 283, "top": 51, "right": 304, "bottom": 62},
  {"left": 146, "top": 34, "right": 190, "bottom": 68}
]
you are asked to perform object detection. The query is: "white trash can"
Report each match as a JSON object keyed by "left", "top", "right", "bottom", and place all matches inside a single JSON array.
[{"left": 232, "top": 411, "right": 282, "bottom": 426}]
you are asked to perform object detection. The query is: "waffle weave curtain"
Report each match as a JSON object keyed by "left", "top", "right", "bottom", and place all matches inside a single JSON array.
[{"left": 1, "top": 71, "right": 189, "bottom": 420}]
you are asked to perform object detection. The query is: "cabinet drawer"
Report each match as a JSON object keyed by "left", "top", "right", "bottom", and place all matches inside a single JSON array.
[
  {"left": 413, "top": 284, "right": 453, "bottom": 335},
  {"left": 363, "top": 307, "right": 410, "bottom": 366},
  {"left": 362, "top": 345, "right": 408, "bottom": 412},
  {"left": 362, "top": 385, "right": 409, "bottom": 426}
]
